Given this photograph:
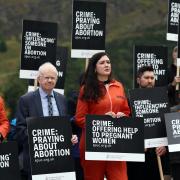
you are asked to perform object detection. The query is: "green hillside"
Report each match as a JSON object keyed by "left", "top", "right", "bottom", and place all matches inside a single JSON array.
[{"left": 0, "top": 0, "right": 177, "bottom": 118}]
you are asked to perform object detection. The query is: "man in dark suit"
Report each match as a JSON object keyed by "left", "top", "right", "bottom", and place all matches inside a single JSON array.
[{"left": 16, "top": 62, "right": 75, "bottom": 180}]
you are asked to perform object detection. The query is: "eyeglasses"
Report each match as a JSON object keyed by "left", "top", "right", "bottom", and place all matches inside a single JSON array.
[{"left": 40, "top": 76, "right": 57, "bottom": 81}]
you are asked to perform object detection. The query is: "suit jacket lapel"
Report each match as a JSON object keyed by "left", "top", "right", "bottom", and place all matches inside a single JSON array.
[
  {"left": 54, "top": 93, "right": 62, "bottom": 116},
  {"left": 33, "top": 89, "right": 44, "bottom": 116}
]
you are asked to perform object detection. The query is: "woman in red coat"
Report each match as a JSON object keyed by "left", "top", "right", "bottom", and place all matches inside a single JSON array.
[
  {"left": 0, "top": 96, "right": 9, "bottom": 142},
  {"left": 75, "top": 52, "right": 130, "bottom": 180}
]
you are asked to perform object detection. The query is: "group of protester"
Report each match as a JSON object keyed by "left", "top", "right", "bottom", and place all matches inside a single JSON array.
[{"left": 0, "top": 47, "right": 179, "bottom": 180}]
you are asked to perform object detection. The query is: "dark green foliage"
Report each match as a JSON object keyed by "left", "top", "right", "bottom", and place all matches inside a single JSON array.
[
  {"left": 0, "top": 37, "right": 7, "bottom": 52},
  {"left": 0, "top": 71, "right": 27, "bottom": 119},
  {"left": 0, "top": 0, "right": 177, "bottom": 117},
  {"left": 107, "top": 24, "right": 173, "bottom": 92}
]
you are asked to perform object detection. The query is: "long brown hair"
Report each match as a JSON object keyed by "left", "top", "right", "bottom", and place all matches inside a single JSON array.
[{"left": 81, "top": 52, "right": 112, "bottom": 102}]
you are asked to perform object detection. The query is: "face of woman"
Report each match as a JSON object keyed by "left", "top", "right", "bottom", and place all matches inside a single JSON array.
[{"left": 95, "top": 55, "right": 111, "bottom": 81}]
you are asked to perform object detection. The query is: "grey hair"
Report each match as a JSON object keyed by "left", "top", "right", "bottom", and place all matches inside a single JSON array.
[{"left": 37, "top": 62, "right": 58, "bottom": 77}]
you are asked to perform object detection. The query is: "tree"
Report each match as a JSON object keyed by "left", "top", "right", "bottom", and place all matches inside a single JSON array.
[{"left": 0, "top": 71, "right": 27, "bottom": 119}]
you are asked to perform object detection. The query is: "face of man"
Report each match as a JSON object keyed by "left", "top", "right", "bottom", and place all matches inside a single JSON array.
[
  {"left": 137, "top": 71, "right": 155, "bottom": 88},
  {"left": 38, "top": 68, "right": 58, "bottom": 94}
]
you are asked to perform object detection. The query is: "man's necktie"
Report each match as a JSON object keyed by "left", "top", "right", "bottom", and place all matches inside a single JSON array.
[{"left": 47, "top": 95, "right": 53, "bottom": 116}]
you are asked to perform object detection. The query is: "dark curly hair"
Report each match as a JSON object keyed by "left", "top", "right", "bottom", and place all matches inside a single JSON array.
[
  {"left": 81, "top": 52, "right": 113, "bottom": 102},
  {"left": 137, "top": 66, "right": 154, "bottom": 78}
]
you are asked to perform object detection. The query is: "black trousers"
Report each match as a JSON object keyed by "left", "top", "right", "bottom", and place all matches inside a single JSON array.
[
  {"left": 127, "top": 149, "right": 160, "bottom": 180},
  {"left": 20, "top": 170, "right": 31, "bottom": 180},
  {"left": 171, "top": 164, "right": 180, "bottom": 180},
  {"left": 74, "top": 157, "right": 84, "bottom": 180}
]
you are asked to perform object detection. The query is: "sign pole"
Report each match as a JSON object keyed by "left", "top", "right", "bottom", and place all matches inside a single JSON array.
[
  {"left": 157, "top": 155, "right": 164, "bottom": 180},
  {"left": 85, "top": 58, "right": 89, "bottom": 70},
  {"left": 34, "top": 79, "right": 38, "bottom": 91},
  {"left": 176, "top": 66, "right": 180, "bottom": 90}
]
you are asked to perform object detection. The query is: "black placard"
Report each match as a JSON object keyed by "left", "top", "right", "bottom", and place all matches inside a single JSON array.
[
  {"left": 55, "top": 47, "right": 68, "bottom": 90},
  {"left": 71, "top": 0, "right": 106, "bottom": 58},
  {"left": 20, "top": 19, "right": 57, "bottom": 79},
  {"left": 26, "top": 116, "right": 75, "bottom": 180},
  {"left": 133, "top": 45, "right": 168, "bottom": 88},
  {"left": 85, "top": 115, "right": 144, "bottom": 162},
  {"left": 167, "top": 0, "right": 180, "bottom": 41},
  {"left": 129, "top": 87, "right": 170, "bottom": 148},
  {"left": 0, "top": 142, "right": 21, "bottom": 180},
  {"left": 165, "top": 112, "right": 180, "bottom": 152}
]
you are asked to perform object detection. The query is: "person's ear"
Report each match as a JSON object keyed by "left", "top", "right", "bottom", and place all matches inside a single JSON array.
[{"left": 37, "top": 76, "right": 40, "bottom": 83}]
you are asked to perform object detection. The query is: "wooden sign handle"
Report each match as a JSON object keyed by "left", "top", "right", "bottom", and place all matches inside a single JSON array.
[
  {"left": 34, "top": 79, "right": 38, "bottom": 91},
  {"left": 157, "top": 155, "right": 164, "bottom": 180},
  {"left": 85, "top": 58, "right": 89, "bottom": 70},
  {"left": 176, "top": 66, "right": 180, "bottom": 90}
]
